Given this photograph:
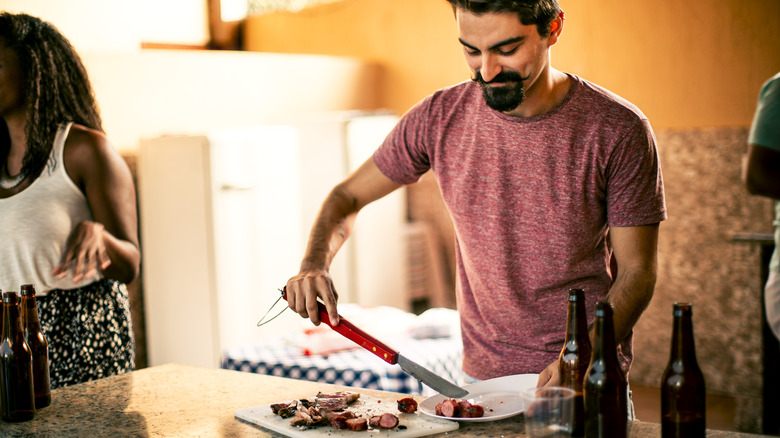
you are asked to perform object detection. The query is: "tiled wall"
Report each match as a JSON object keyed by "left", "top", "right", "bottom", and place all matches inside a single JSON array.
[
  {"left": 407, "top": 127, "right": 774, "bottom": 432},
  {"left": 633, "top": 127, "right": 773, "bottom": 431}
]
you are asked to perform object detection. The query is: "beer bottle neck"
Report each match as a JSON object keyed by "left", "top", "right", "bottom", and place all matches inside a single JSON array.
[
  {"left": 2, "top": 300, "right": 22, "bottom": 340},
  {"left": 591, "top": 306, "right": 621, "bottom": 374},
  {"left": 593, "top": 313, "right": 616, "bottom": 357},
  {"left": 670, "top": 310, "right": 698, "bottom": 363},
  {"left": 565, "top": 301, "right": 578, "bottom": 338},
  {"left": 2, "top": 302, "right": 10, "bottom": 340},
  {"left": 565, "top": 291, "right": 590, "bottom": 340},
  {"left": 20, "top": 296, "right": 41, "bottom": 325}
]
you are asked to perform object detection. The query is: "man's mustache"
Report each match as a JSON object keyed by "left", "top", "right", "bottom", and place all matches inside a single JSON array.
[{"left": 472, "top": 70, "right": 530, "bottom": 85}]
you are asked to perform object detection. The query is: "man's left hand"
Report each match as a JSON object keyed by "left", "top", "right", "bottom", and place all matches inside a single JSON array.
[{"left": 536, "top": 360, "right": 561, "bottom": 387}]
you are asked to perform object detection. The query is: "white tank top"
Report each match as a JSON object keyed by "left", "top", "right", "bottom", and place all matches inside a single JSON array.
[{"left": 0, "top": 122, "right": 101, "bottom": 295}]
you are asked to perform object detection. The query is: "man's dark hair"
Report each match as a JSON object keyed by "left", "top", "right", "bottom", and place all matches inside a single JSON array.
[
  {"left": 0, "top": 12, "right": 102, "bottom": 181},
  {"left": 445, "top": 0, "right": 561, "bottom": 37}
]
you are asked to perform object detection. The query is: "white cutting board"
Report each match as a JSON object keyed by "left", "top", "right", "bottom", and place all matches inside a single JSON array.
[{"left": 235, "top": 395, "right": 459, "bottom": 438}]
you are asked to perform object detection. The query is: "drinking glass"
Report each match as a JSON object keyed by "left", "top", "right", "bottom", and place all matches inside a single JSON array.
[{"left": 520, "top": 386, "right": 575, "bottom": 437}]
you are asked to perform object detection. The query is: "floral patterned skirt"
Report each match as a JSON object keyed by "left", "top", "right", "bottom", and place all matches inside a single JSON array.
[{"left": 36, "top": 278, "right": 136, "bottom": 389}]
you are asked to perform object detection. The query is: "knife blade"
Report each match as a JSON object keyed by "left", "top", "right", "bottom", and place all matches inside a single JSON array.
[
  {"left": 281, "top": 288, "right": 468, "bottom": 398},
  {"left": 396, "top": 354, "right": 468, "bottom": 398}
]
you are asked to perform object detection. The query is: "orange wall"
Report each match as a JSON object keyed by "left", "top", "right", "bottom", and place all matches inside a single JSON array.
[
  {"left": 245, "top": 0, "right": 464, "bottom": 119},
  {"left": 244, "top": 0, "right": 780, "bottom": 129}
]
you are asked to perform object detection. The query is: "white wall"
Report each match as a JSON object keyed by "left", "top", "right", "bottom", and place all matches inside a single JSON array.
[
  {"left": 81, "top": 49, "right": 381, "bottom": 152},
  {"left": 0, "top": 0, "right": 209, "bottom": 51},
  {"left": 1, "top": 1, "right": 382, "bottom": 153}
]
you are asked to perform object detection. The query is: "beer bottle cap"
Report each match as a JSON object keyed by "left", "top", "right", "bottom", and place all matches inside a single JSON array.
[
  {"left": 673, "top": 302, "right": 693, "bottom": 317},
  {"left": 20, "top": 284, "right": 36, "bottom": 296},
  {"left": 594, "top": 300, "right": 612, "bottom": 316}
]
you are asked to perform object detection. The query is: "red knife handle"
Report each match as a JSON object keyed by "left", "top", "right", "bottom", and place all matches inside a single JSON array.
[{"left": 281, "top": 288, "right": 399, "bottom": 365}]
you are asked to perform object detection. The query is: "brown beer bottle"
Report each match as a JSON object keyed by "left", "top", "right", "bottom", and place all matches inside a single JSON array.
[
  {"left": 20, "top": 284, "right": 51, "bottom": 409},
  {"left": 661, "top": 302, "right": 706, "bottom": 437},
  {"left": 583, "top": 301, "right": 627, "bottom": 438},
  {"left": 558, "top": 288, "right": 591, "bottom": 437},
  {"left": 0, "top": 291, "right": 35, "bottom": 422}
]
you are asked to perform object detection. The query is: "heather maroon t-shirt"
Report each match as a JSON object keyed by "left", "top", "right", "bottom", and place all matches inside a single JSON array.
[{"left": 373, "top": 74, "right": 666, "bottom": 380}]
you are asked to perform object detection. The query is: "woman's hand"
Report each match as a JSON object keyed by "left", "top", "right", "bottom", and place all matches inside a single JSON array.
[{"left": 52, "top": 220, "right": 112, "bottom": 283}]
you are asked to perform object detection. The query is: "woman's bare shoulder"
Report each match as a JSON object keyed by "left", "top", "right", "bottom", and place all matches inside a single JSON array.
[
  {"left": 63, "top": 123, "right": 126, "bottom": 189},
  {"left": 64, "top": 123, "right": 110, "bottom": 155}
]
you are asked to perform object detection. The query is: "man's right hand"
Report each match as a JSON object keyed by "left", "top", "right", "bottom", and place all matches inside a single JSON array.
[{"left": 285, "top": 271, "right": 340, "bottom": 326}]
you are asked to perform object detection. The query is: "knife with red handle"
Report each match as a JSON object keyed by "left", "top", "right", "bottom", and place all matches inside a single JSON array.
[{"left": 281, "top": 287, "right": 468, "bottom": 398}]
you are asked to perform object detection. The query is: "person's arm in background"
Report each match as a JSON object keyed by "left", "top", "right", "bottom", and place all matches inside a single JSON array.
[
  {"left": 743, "top": 73, "right": 780, "bottom": 341},
  {"left": 538, "top": 223, "right": 659, "bottom": 387},
  {"left": 743, "top": 73, "right": 780, "bottom": 199},
  {"left": 744, "top": 144, "right": 780, "bottom": 199},
  {"left": 53, "top": 125, "right": 141, "bottom": 284},
  {"left": 285, "top": 157, "right": 401, "bottom": 326}
]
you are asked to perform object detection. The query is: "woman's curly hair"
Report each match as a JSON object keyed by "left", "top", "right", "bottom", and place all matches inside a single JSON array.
[{"left": 0, "top": 12, "right": 102, "bottom": 180}]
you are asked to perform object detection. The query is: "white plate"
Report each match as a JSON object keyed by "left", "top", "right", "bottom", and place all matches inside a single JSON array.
[{"left": 419, "top": 373, "right": 539, "bottom": 422}]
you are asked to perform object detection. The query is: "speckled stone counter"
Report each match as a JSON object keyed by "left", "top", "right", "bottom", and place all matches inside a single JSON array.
[{"left": 0, "top": 364, "right": 769, "bottom": 437}]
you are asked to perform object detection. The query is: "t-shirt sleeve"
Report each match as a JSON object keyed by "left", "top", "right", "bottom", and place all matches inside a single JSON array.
[
  {"left": 373, "top": 98, "right": 433, "bottom": 185},
  {"left": 748, "top": 74, "right": 780, "bottom": 151},
  {"left": 605, "top": 119, "right": 667, "bottom": 227}
]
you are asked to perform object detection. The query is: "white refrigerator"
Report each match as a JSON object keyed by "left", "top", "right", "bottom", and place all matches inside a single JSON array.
[{"left": 138, "top": 112, "right": 406, "bottom": 368}]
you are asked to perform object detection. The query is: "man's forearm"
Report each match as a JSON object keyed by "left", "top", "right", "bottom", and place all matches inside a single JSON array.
[
  {"left": 300, "top": 186, "right": 359, "bottom": 272},
  {"left": 603, "top": 265, "right": 656, "bottom": 344}
]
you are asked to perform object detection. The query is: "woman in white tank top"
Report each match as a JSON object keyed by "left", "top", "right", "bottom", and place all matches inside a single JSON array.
[{"left": 0, "top": 12, "right": 140, "bottom": 388}]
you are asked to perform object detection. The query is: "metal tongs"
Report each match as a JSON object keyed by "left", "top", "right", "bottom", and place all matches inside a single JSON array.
[{"left": 266, "top": 287, "right": 468, "bottom": 398}]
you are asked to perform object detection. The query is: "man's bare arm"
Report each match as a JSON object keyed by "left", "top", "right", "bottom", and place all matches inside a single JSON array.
[{"left": 285, "top": 157, "right": 401, "bottom": 326}]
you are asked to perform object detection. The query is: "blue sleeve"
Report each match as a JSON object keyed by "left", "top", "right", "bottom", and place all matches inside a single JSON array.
[{"left": 748, "top": 73, "right": 780, "bottom": 151}]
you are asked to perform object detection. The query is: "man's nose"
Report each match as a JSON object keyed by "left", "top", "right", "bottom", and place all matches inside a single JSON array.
[{"left": 480, "top": 54, "right": 502, "bottom": 83}]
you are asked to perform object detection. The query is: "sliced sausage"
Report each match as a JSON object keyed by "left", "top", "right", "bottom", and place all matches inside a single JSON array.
[
  {"left": 439, "top": 399, "right": 460, "bottom": 417},
  {"left": 377, "top": 413, "right": 399, "bottom": 429},
  {"left": 397, "top": 397, "right": 418, "bottom": 413},
  {"left": 462, "top": 404, "right": 485, "bottom": 418}
]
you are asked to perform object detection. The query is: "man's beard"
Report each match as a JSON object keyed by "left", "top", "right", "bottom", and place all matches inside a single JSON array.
[{"left": 472, "top": 70, "right": 530, "bottom": 112}]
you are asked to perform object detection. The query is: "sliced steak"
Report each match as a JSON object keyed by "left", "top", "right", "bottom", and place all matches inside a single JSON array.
[
  {"left": 270, "top": 401, "right": 298, "bottom": 419},
  {"left": 346, "top": 417, "right": 368, "bottom": 431},
  {"left": 330, "top": 416, "right": 349, "bottom": 429},
  {"left": 314, "top": 391, "right": 361, "bottom": 411},
  {"left": 289, "top": 409, "right": 314, "bottom": 427}
]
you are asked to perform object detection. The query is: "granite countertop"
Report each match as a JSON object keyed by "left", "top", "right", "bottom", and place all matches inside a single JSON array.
[{"left": 0, "top": 364, "right": 769, "bottom": 437}]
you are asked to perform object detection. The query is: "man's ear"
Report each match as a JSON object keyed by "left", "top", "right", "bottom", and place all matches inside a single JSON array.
[{"left": 547, "top": 11, "right": 565, "bottom": 46}]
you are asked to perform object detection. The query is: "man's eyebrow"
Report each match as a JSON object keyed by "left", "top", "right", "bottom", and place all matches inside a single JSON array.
[{"left": 458, "top": 36, "right": 525, "bottom": 51}]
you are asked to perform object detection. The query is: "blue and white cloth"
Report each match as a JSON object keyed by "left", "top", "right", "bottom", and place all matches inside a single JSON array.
[{"left": 222, "top": 335, "right": 463, "bottom": 396}]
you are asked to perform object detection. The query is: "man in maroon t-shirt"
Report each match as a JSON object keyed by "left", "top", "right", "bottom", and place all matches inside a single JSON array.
[{"left": 284, "top": 0, "right": 665, "bottom": 396}]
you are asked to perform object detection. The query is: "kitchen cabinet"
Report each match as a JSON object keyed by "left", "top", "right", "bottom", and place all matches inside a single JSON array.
[{"left": 138, "top": 113, "right": 406, "bottom": 368}]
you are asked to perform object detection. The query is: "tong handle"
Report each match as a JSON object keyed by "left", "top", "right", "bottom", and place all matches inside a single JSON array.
[{"left": 281, "top": 287, "right": 399, "bottom": 365}]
